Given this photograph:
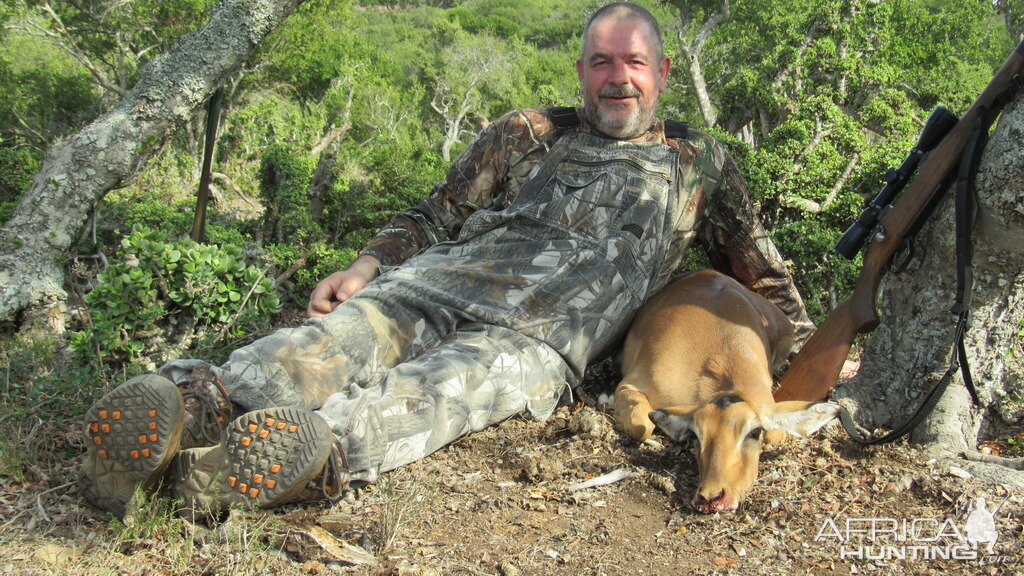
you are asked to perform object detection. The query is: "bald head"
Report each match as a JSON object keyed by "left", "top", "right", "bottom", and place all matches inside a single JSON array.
[{"left": 581, "top": 3, "right": 664, "bottom": 60}]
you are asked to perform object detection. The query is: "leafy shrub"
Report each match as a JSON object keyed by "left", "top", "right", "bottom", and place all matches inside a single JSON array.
[
  {"left": 98, "top": 188, "right": 254, "bottom": 256},
  {"left": 0, "top": 147, "right": 40, "bottom": 222},
  {"left": 259, "top": 144, "right": 319, "bottom": 243},
  {"left": 71, "top": 226, "right": 280, "bottom": 369},
  {"left": 263, "top": 242, "right": 357, "bottom": 303}
]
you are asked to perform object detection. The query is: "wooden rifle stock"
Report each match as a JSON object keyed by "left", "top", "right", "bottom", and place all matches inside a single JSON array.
[{"left": 774, "top": 40, "right": 1024, "bottom": 402}]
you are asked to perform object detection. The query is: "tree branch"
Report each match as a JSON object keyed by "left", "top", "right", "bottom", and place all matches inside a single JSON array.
[{"left": 32, "top": 1, "right": 128, "bottom": 97}]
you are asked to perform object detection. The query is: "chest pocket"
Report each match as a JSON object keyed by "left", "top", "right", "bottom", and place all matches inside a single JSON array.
[{"left": 520, "top": 158, "right": 664, "bottom": 240}]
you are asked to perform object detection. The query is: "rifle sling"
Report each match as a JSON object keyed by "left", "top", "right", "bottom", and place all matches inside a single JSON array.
[
  {"left": 840, "top": 73, "right": 1024, "bottom": 445},
  {"left": 839, "top": 317, "right": 970, "bottom": 445}
]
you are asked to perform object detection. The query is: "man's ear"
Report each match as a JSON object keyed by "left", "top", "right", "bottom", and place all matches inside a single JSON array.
[
  {"left": 576, "top": 57, "right": 584, "bottom": 83},
  {"left": 649, "top": 407, "right": 694, "bottom": 442},
  {"left": 765, "top": 401, "right": 841, "bottom": 437},
  {"left": 658, "top": 55, "right": 671, "bottom": 91}
]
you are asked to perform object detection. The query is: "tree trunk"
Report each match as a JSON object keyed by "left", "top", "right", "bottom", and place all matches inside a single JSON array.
[
  {"left": 683, "top": 49, "right": 717, "bottom": 129},
  {"left": 669, "top": 0, "right": 729, "bottom": 130},
  {"left": 835, "top": 92, "right": 1024, "bottom": 487},
  {"left": 0, "top": 0, "right": 305, "bottom": 333}
]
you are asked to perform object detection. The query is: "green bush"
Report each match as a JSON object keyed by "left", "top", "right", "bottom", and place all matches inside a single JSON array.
[
  {"left": 0, "top": 147, "right": 40, "bottom": 222},
  {"left": 263, "top": 242, "right": 357, "bottom": 303},
  {"left": 71, "top": 226, "right": 280, "bottom": 369},
  {"left": 259, "top": 144, "right": 319, "bottom": 243}
]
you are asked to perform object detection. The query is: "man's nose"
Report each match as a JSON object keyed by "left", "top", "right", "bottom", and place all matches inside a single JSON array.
[{"left": 608, "top": 59, "right": 629, "bottom": 84}]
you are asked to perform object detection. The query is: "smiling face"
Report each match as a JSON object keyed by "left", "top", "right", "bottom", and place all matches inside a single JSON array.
[{"left": 576, "top": 15, "right": 670, "bottom": 139}]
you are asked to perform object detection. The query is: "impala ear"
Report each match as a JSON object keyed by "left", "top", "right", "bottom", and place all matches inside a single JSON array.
[
  {"left": 765, "top": 402, "right": 841, "bottom": 437},
  {"left": 649, "top": 408, "right": 696, "bottom": 442}
]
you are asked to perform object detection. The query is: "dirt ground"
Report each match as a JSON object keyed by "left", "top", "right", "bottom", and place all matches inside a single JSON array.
[{"left": 2, "top": 368, "right": 1022, "bottom": 576}]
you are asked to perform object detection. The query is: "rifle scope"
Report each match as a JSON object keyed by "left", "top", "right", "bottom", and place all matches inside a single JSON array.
[{"left": 835, "top": 106, "right": 959, "bottom": 260}]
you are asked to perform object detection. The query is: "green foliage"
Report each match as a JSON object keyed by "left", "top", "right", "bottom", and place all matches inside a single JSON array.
[
  {"left": 71, "top": 227, "right": 280, "bottom": 369},
  {"left": 449, "top": 8, "right": 520, "bottom": 38},
  {"left": 0, "top": 333, "right": 110, "bottom": 480},
  {"left": 99, "top": 186, "right": 252, "bottom": 256},
  {"left": 0, "top": 147, "right": 40, "bottom": 222},
  {"left": 259, "top": 144, "right": 319, "bottom": 244},
  {"left": 0, "top": 28, "right": 99, "bottom": 148},
  {"left": 3, "top": 0, "right": 1016, "bottom": 334},
  {"left": 223, "top": 94, "right": 327, "bottom": 159},
  {"left": 263, "top": 243, "right": 358, "bottom": 301}
]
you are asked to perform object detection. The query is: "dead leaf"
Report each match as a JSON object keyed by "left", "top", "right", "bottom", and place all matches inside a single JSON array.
[
  {"left": 713, "top": 557, "right": 737, "bottom": 566},
  {"left": 33, "top": 545, "right": 81, "bottom": 565},
  {"left": 528, "top": 488, "right": 554, "bottom": 500},
  {"left": 278, "top": 525, "right": 377, "bottom": 566}
]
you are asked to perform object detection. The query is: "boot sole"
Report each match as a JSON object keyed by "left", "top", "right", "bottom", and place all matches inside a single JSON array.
[
  {"left": 81, "top": 374, "right": 185, "bottom": 518},
  {"left": 176, "top": 407, "right": 333, "bottom": 517}
]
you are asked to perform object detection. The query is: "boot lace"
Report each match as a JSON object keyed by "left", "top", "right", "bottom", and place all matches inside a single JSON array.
[{"left": 181, "top": 371, "right": 231, "bottom": 444}]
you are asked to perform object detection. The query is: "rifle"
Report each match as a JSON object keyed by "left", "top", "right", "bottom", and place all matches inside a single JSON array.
[{"left": 774, "top": 39, "right": 1024, "bottom": 403}]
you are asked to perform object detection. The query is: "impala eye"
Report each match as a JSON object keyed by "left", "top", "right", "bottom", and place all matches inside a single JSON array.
[{"left": 748, "top": 427, "right": 765, "bottom": 442}]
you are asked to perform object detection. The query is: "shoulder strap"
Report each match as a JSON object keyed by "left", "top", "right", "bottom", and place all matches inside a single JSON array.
[
  {"left": 546, "top": 106, "right": 581, "bottom": 129},
  {"left": 664, "top": 120, "right": 689, "bottom": 139}
]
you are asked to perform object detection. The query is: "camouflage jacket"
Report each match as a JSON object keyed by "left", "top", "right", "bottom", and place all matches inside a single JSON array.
[{"left": 359, "top": 108, "right": 815, "bottom": 345}]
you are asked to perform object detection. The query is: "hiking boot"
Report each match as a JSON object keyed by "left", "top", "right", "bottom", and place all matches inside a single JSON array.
[
  {"left": 80, "top": 374, "right": 185, "bottom": 518},
  {"left": 173, "top": 407, "right": 349, "bottom": 520},
  {"left": 80, "top": 369, "right": 233, "bottom": 518}
]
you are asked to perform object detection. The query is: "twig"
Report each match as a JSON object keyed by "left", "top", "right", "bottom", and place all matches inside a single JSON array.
[
  {"left": 567, "top": 467, "right": 633, "bottom": 492},
  {"left": 962, "top": 450, "right": 1024, "bottom": 470},
  {"left": 0, "top": 510, "right": 28, "bottom": 531},
  {"left": 214, "top": 268, "right": 268, "bottom": 343},
  {"left": 35, "top": 481, "right": 76, "bottom": 498},
  {"left": 275, "top": 253, "right": 308, "bottom": 284},
  {"left": 35, "top": 495, "right": 52, "bottom": 524}
]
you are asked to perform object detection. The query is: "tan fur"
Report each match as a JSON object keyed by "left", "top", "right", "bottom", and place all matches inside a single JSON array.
[{"left": 613, "top": 270, "right": 829, "bottom": 513}]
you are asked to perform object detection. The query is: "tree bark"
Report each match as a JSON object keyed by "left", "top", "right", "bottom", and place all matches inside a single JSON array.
[
  {"left": 670, "top": 0, "right": 729, "bottom": 130},
  {"left": 834, "top": 91, "right": 1024, "bottom": 486},
  {"left": 0, "top": 0, "right": 305, "bottom": 332}
]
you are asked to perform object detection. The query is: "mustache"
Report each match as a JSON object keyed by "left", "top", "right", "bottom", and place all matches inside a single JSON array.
[{"left": 599, "top": 85, "right": 641, "bottom": 98}]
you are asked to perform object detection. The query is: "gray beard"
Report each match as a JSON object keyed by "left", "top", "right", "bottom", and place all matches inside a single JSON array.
[{"left": 581, "top": 97, "right": 655, "bottom": 139}]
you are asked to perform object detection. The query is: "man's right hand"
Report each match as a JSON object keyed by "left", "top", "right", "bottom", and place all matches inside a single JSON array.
[{"left": 307, "top": 255, "right": 381, "bottom": 318}]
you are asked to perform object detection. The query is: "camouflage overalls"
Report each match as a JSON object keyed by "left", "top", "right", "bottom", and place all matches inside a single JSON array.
[{"left": 159, "top": 109, "right": 813, "bottom": 486}]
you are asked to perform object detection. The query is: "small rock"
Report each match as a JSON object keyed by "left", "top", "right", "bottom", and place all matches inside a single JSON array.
[
  {"left": 948, "top": 466, "right": 973, "bottom": 480},
  {"left": 520, "top": 454, "right": 565, "bottom": 482},
  {"left": 525, "top": 500, "right": 547, "bottom": 512},
  {"left": 498, "top": 561, "right": 522, "bottom": 576},
  {"left": 302, "top": 560, "right": 326, "bottom": 574}
]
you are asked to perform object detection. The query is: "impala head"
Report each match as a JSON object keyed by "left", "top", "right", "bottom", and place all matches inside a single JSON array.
[{"left": 650, "top": 396, "right": 839, "bottom": 513}]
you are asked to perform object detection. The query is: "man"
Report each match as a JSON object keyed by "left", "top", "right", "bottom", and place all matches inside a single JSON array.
[{"left": 80, "top": 2, "right": 814, "bottom": 519}]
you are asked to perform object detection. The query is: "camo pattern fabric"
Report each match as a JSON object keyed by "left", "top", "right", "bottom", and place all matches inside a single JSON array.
[
  {"left": 361, "top": 108, "right": 814, "bottom": 344},
  {"left": 160, "top": 296, "right": 568, "bottom": 485},
  {"left": 159, "top": 108, "right": 813, "bottom": 486}
]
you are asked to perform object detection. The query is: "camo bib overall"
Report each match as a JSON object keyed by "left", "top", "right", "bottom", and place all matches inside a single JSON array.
[{"left": 159, "top": 129, "right": 680, "bottom": 484}]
